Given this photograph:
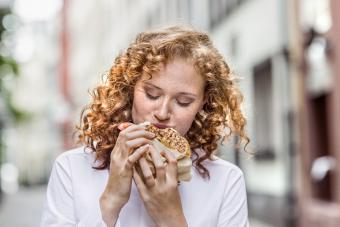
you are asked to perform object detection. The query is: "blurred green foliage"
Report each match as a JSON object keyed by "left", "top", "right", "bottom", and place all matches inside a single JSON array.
[
  {"left": 0, "top": 10, "right": 30, "bottom": 124},
  {"left": 0, "top": 57, "right": 30, "bottom": 123}
]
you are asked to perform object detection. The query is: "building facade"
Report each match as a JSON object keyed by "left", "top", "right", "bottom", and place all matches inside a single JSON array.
[
  {"left": 297, "top": 0, "right": 340, "bottom": 226},
  {"left": 210, "top": 0, "right": 296, "bottom": 226}
]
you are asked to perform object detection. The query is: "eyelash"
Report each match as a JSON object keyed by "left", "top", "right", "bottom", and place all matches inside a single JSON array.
[
  {"left": 145, "top": 93, "right": 159, "bottom": 100},
  {"left": 177, "top": 102, "right": 191, "bottom": 107},
  {"left": 145, "top": 93, "right": 192, "bottom": 107}
]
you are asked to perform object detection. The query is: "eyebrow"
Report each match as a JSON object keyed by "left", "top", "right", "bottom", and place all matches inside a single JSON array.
[{"left": 143, "top": 81, "right": 197, "bottom": 97}]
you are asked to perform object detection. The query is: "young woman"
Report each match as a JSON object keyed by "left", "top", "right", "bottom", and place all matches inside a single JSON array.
[{"left": 41, "top": 26, "right": 250, "bottom": 227}]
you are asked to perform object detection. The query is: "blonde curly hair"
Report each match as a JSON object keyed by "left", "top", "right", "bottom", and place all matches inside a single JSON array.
[{"left": 76, "top": 26, "right": 249, "bottom": 179}]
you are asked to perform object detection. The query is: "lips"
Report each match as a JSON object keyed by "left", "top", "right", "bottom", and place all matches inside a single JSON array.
[{"left": 154, "top": 123, "right": 171, "bottom": 129}]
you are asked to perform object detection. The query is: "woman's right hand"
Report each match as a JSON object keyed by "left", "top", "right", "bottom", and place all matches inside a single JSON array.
[{"left": 99, "top": 122, "right": 155, "bottom": 225}]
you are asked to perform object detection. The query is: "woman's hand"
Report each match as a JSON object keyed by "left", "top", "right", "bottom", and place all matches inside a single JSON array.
[
  {"left": 99, "top": 122, "right": 155, "bottom": 226},
  {"left": 133, "top": 145, "right": 188, "bottom": 227}
]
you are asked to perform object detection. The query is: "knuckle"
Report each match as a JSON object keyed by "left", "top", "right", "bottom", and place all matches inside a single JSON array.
[
  {"left": 110, "top": 151, "right": 118, "bottom": 159},
  {"left": 147, "top": 181, "right": 155, "bottom": 188},
  {"left": 143, "top": 195, "right": 151, "bottom": 203},
  {"left": 110, "top": 150, "right": 116, "bottom": 159},
  {"left": 136, "top": 149, "right": 145, "bottom": 157},
  {"left": 124, "top": 141, "right": 131, "bottom": 148},
  {"left": 147, "top": 132, "right": 155, "bottom": 138},
  {"left": 169, "top": 183, "right": 178, "bottom": 190},
  {"left": 155, "top": 165, "right": 165, "bottom": 171},
  {"left": 119, "top": 131, "right": 127, "bottom": 138},
  {"left": 144, "top": 137, "right": 152, "bottom": 143},
  {"left": 110, "top": 153, "right": 120, "bottom": 163},
  {"left": 144, "top": 174, "right": 153, "bottom": 181},
  {"left": 126, "top": 158, "right": 134, "bottom": 168},
  {"left": 169, "top": 159, "right": 177, "bottom": 165},
  {"left": 140, "top": 138, "right": 148, "bottom": 144},
  {"left": 133, "top": 146, "right": 142, "bottom": 154}
]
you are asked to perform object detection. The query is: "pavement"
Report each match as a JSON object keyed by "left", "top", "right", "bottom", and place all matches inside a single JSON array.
[
  {"left": 250, "top": 218, "right": 274, "bottom": 227},
  {"left": 0, "top": 185, "right": 47, "bottom": 227}
]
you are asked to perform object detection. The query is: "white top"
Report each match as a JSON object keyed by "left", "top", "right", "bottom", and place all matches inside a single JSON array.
[{"left": 40, "top": 147, "right": 249, "bottom": 227}]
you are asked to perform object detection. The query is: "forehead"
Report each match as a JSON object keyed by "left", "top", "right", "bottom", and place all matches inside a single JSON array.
[{"left": 141, "top": 59, "right": 205, "bottom": 93}]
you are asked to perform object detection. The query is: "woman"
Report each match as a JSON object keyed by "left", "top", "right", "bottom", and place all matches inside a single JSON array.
[{"left": 40, "top": 26, "right": 250, "bottom": 227}]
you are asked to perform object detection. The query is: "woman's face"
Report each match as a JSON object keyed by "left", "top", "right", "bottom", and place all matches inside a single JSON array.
[{"left": 132, "top": 59, "right": 205, "bottom": 136}]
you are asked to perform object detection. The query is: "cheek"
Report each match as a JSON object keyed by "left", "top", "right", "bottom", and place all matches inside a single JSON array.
[
  {"left": 131, "top": 93, "right": 153, "bottom": 123},
  {"left": 174, "top": 106, "right": 201, "bottom": 135}
]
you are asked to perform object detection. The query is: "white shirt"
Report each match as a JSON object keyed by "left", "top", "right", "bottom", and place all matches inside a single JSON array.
[{"left": 40, "top": 147, "right": 249, "bottom": 227}]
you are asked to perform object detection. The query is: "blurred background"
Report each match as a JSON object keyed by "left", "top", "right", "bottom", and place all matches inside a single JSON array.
[{"left": 0, "top": 0, "right": 339, "bottom": 226}]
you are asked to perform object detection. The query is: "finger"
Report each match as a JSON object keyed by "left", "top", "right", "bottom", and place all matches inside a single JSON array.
[
  {"left": 118, "top": 122, "right": 133, "bottom": 131},
  {"left": 133, "top": 167, "right": 147, "bottom": 193},
  {"left": 119, "top": 121, "right": 151, "bottom": 132},
  {"left": 162, "top": 150, "right": 178, "bottom": 180},
  {"left": 117, "top": 137, "right": 152, "bottom": 160},
  {"left": 125, "top": 130, "right": 155, "bottom": 140},
  {"left": 119, "top": 123, "right": 146, "bottom": 134},
  {"left": 148, "top": 145, "right": 166, "bottom": 183},
  {"left": 125, "top": 138, "right": 153, "bottom": 152},
  {"left": 125, "top": 144, "right": 149, "bottom": 170},
  {"left": 138, "top": 157, "right": 155, "bottom": 187}
]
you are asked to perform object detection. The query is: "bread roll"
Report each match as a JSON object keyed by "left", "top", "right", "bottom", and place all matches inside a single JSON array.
[{"left": 142, "top": 123, "right": 192, "bottom": 181}]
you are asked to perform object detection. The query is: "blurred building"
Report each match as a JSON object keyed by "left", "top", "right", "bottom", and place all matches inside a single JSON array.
[
  {"left": 297, "top": 0, "right": 340, "bottom": 226},
  {"left": 205, "top": 1, "right": 340, "bottom": 226},
  {"left": 210, "top": 0, "right": 296, "bottom": 226}
]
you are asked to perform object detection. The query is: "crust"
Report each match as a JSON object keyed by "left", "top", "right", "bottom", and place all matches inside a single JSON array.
[{"left": 145, "top": 124, "right": 191, "bottom": 158}]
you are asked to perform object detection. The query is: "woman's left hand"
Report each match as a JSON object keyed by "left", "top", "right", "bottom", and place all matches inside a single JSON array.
[{"left": 133, "top": 145, "right": 188, "bottom": 227}]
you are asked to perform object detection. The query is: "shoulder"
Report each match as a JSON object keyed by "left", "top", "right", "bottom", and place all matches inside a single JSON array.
[
  {"left": 193, "top": 149, "right": 244, "bottom": 178},
  {"left": 205, "top": 155, "right": 243, "bottom": 174},
  {"left": 187, "top": 155, "right": 246, "bottom": 201},
  {"left": 200, "top": 155, "right": 245, "bottom": 182},
  {"left": 54, "top": 146, "right": 96, "bottom": 168}
]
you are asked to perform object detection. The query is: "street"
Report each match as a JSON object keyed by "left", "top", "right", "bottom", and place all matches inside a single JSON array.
[{"left": 0, "top": 185, "right": 47, "bottom": 227}]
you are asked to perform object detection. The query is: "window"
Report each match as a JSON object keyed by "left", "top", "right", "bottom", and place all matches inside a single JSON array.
[
  {"left": 209, "top": 0, "right": 246, "bottom": 29},
  {"left": 253, "top": 59, "right": 275, "bottom": 160},
  {"left": 308, "top": 94, "right": 334, "bottom": 201}
]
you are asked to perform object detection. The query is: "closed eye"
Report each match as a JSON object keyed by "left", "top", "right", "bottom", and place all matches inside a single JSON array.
[
  {"left": 146, "top": 91, "right": 193, "bottom": 107},
  {"left": 145, "top": 93, "right": 159, "bottom": 100},
  {"left": 177, "top": 101, "right": 191, "bottom": 107}
]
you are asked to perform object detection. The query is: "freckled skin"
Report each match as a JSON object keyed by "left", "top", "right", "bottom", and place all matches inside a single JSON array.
[{"left": 132, "top": 58, "right": 206, "bottom": 136}]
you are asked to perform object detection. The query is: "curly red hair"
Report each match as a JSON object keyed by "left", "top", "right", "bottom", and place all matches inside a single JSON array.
[{"left": 76, "top": 26, "right": 249, "bottom": 179}]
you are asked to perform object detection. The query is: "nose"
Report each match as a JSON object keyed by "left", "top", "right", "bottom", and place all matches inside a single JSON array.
[{"left": 154, "top": 98, "right": 171, "bottom": 121}]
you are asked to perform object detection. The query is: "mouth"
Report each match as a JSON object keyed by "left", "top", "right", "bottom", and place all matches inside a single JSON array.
[{"left": 154, "top": 123, "right": 172, "bottom": 129}]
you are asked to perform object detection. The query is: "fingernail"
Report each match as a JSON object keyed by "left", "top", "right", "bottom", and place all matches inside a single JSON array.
[
  {"left": 118, "top": 122, "right": 132, "bottom": 130},
  {"left": 140, "top": 121, "right": 151, "bottom": 126}
]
